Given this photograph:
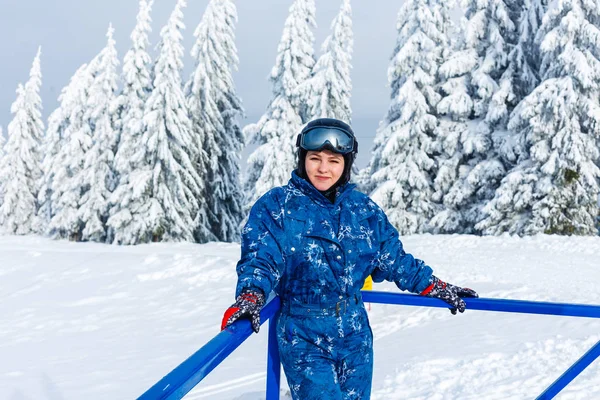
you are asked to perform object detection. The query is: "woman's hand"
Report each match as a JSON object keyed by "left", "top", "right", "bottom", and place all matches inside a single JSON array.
[
  {"left": 221, "top": 290, "right": 266, "bottom": 333},
  {"left": 420, "top": 276, "right": 478, "bottom": 314}
]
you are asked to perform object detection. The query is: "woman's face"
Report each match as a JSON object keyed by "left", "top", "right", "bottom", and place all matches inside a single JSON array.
[{"left": 305, "top": 150, "right": 345, "bottom": 191}]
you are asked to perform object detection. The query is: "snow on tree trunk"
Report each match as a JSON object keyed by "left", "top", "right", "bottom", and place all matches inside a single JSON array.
[
  {"left": 362, "top": 0, "right": 451, "bottom": 235},
  {"left": 186, "top": 0, "right": 245, "bottom": 243},
  {"left": 107, "top": 0, "right": 155, "bottom": 245},
  {"left": 242, "top": 0, "right": 316, "bottom": 213},
  {"left": 477, "top": 0, "right": 600, "bottom": 236},
  {"left": 0, "top": 48, "right": 44, "bottom": 235},
  {"left": 299, "top": 0, "right": 353, "bottom": 123}
]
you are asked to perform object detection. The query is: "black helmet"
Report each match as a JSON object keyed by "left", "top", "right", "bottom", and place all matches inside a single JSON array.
[{"left": 296, "top": 118, "right": 358, "bottom": 185}]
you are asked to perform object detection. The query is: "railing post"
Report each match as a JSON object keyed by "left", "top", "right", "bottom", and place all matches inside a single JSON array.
[{"left": 266, "top": 311, "right": 281, "bottom": 400}]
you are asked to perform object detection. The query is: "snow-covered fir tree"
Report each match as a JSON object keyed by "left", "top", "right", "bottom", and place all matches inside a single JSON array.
[
  {"left": 107, "top": 0, "right": 155, "bottom": 244},
  {"left": 49, "top": 60, "right": 97, "bottom": 241},
  {"left": 488, "top": 0, "right": 548, "bottom": 175},
  {"left": 117, "top": 0, "right": 201, "bottom": 243},
  {"left": 0, "top": 48, "right": 44, "bottom": 234},
  {"left": 77, "top": 24, "right": 120, "bottom": 242},
  {"left": 361, "top": 0, "right": 452, "bottom": 234},
  {"left": 112, "top": 0, "right": 153, "bottom": 181},
  {"left": 501, "top": 0, "right": 547, "bottom": 114},
  {"left": 37, "top": 64, "right": 90, "bottom": 233},
  {"left": 477, "top": 0, "right": 600, "bottom": 236},
  {"left": 299, "top": 0, "right": 353, "bottom": 123},
  {"left": 185, "top": 0, "right": 245, "bottom": 242},
  {"left": 428, "top": 41, "right": 477, "bottom": 233},
  {"left": 242, "top": 0, "right": 316, "bottom": 212},
  {"left": 467, "top": 0, "right": 518, "bottom": 132},
  {"left": 429, "top": 0, "right": 517, "bottom": 233}
]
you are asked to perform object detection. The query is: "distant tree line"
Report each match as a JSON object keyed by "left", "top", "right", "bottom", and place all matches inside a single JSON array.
[{"left": 0, "top": 0, "right": 598, "bottom": 243}]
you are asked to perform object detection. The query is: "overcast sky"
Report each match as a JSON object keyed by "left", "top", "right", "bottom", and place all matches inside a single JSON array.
[{"left": 0, "top": 0, "right": 416, "bottom": 167}]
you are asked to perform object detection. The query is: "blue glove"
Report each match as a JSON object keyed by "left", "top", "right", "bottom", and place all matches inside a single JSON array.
[
  {"left": 221, "top": 290, "right": 265, "bottom": 333},
  {"left": 421, "top": 276, "right": 478, "bottom": 314}
]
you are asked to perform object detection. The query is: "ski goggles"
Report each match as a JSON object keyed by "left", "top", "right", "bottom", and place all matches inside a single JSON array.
[{"left": 296, "top": 126, "right": 357, "bottom": 154}]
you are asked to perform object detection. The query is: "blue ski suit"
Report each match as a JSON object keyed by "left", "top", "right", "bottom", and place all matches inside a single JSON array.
[{"left": 235, "top": 172, "right": 433, "bottom": 399}]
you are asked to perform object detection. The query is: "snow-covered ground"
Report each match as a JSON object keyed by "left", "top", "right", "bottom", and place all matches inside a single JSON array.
[{"left": 1, "top": 234, "right": 599, "bottom": 400}]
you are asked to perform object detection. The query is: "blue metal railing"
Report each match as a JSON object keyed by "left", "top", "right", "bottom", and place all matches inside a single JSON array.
[
  {"left": 536, "top": 340, "right": 600, "bottom": 400},
  {"left": 138, "top": 292, "right": 600, "bottom": 400}
]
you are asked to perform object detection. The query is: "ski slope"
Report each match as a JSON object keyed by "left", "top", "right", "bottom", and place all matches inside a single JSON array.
[{"left": 1, "top": 234, "right": 599, "bottom": 399}]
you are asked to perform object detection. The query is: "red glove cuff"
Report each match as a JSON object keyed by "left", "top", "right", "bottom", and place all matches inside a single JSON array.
[
  {"left": 420, "top": 277, "right": 446, "bottom": 296},
  {"left": 221, "top": 307, "right": 239, "bottom": 330},
  {"left": 420, "top": 283, "right": 434, "bottom": 296}
]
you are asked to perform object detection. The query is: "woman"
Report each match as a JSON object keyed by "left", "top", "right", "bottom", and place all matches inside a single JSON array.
[{"left": 221, "top": 118, "right": 478, "bottom": 399}]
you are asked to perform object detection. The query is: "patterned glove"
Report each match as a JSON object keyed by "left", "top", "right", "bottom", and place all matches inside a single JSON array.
[
  {"left": 420, "top": 276, "right": 478, "bottom": 315},
  {"left": 221, "top": 290, "right": 266, "bottom": 333}
]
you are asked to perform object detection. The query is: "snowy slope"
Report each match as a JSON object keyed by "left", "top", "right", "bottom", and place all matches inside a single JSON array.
[{"left": 1, "top": 234, "right": 599, "bottom": 400}]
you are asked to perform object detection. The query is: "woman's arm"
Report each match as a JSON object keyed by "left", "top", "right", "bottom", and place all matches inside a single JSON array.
[
  {"left": 370, "top": 210, "right": 433, "bottom": 293},
  {"left": 222, "top": 191, "right": 287, "bottom": 333},
  {"left": 235, "top": 191, "right": 286, "bottom": 298},
  {"left": 370, "top": 205, "right": 478, "bottom": 314}
]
